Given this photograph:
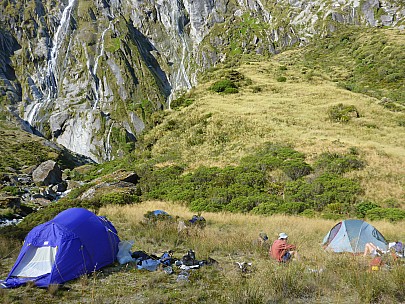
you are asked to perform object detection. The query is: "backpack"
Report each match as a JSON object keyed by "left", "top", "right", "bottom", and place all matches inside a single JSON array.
[
  {"left": 181, "top": 249, "right": 196, "bottom": 266},
  {"left": 394, "top": 242, "right": 403, "bottom": 254}
]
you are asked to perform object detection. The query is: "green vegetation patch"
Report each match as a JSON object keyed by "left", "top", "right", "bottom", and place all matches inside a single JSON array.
[
  {"left": 209, "top": 79, "right": 238, "bottom": 94},
  {"left": 138, "top": 143, "right": 369, "bottom": 218},
  {"left": 303, "top": 27, "right": 405, "bottom": 109},
  {"left": 327, "top": 103, "right": 360, "bottom": 123},
  {"left": 0, "top": 121, "right": 59, "bottom": 173}
]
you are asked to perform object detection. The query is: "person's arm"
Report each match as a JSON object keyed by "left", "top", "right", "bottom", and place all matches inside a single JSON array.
[{"left": 285, "top": 243, "right": 296, "bottom": 250}]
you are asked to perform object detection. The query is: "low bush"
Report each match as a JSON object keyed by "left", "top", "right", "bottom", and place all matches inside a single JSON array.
[
  {"left": 99, "top": 191, "right": 140, "bottom": 205},
  {"left": 137, "top": 143, "right": 363, "bottom": 215},
  {"left": 277, "top": 202, "right": 308, "bottom": 215},
  {"left": 170, "top": 95, "right": 194, "bottom": 110},
  {"left": 251, "top": 202, "right": 278, "bottom": 215},
  {"left": 327, "top": 103, "right": 360, "bottom": 123},
  {"left": 355, "top": 201, "right": 381, "bottom": 218},
  {"left": 366, "top": 207, "right": 405, "bottom": 222},
  {"left": 313, "top": 151, "right": 365, "bottom": 175},
  {"left": 0, "top": 186, "right": 20, "bottom": 195},
  {"left": 285, "top": 173, "right": 362, "bottom": 211},
  {"left": 209, "top": 79, "right": 238, "bottom": 93}
]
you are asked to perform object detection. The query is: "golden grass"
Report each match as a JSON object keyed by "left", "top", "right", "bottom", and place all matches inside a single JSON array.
[
  {"left": 2, "top": 201, "right": 404, "bottom": 303},
  {"left": 145, "top": 56, "right": 405, "bottom": 203},
  {"left": 99, "top": 201, "right": 405, "bottom": 257},
  {"left": 95, "top": 201, "right": 405, "bottom": 303}
]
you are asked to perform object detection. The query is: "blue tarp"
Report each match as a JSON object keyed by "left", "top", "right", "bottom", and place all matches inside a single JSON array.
[
  {"left": 152, "top": 210, "right": 169, "bottom": 216},
  {"left": 1, "top": 208, "right": 120, "bottom": 288}
]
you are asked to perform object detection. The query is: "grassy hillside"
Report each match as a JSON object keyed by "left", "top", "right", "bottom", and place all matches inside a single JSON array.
[
  {"left": 0, "top": 119, "right": 59, "bottom": 174},
  {"left": 141, "top": 28, "right": 405, "bottom": 206}
]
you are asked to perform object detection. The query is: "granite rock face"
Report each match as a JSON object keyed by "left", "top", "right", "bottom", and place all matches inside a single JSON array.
[{"left": 0, "top": 0, "right": 404, "bottom": 162}]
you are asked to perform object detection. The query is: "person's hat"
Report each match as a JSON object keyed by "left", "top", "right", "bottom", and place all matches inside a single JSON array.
[{"left": 278, "top": 232, "right": 288, "bottom": 239}]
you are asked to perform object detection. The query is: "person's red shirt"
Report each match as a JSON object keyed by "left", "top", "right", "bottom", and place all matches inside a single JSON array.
[{"left": 270, "top": 239, "right": 296, "bottom": 262}]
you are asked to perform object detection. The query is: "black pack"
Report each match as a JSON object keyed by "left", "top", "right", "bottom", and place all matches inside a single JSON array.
[{"left": 181, "top": 249, "right": 196, "bottom": 266}]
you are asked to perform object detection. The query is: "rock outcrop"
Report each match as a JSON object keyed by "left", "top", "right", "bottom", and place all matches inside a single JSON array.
[
  {"left": 32, "top": 160, "right": 63, "bottom": 186},
  {"left": 0, "top": 0, "right": 404, "bottom": 162}
]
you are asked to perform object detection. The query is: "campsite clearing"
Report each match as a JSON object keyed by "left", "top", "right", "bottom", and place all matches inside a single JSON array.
[{"left": 1, "top": 201, "right": 404, "bottom": 303}]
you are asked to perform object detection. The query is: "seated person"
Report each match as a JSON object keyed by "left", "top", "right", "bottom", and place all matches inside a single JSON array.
[{"left": 269, "top": 232, "right": 298, "bottom": 262}]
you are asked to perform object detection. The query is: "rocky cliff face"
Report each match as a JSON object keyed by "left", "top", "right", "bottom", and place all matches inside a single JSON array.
[{"left": 0, "top": 0, "right": 404, "bottom": 162}]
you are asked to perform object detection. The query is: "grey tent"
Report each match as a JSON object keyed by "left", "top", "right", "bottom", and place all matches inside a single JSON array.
[{"left": 322, "top": 219, "right": 387, "bottom": 253}]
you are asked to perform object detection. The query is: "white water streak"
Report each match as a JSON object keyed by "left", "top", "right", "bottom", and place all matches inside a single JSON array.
[
  {"left": 92, "top": 22, "right": 112, "bottom": 109},
  {"left": 176, "top": 35, "right": 192, "bottom": 90},
  {"left": 47, "top": 0, "right": 76, "bottom": 97},
  {"left": 26, "top": 103, "right": 41, "bottom": 125},
  {"left": 172, "top": 1, "right": 191, "bottom": 92},
  {"left": 27, "top": 0, "right": 76, "bottom": 128},
  {"left": 105, "top": 122, "right": 114, "bottom": 161}
]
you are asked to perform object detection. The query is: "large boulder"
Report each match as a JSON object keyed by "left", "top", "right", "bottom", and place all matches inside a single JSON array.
[{"left": 32, "top": 160, "right": 63, "bottom": 186}]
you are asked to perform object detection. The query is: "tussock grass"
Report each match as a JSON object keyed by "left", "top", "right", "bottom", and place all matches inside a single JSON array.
[
  {"left": 144, "top": 54, "right": 405, "bottom": 203},
  {"left": 1, "top": 201, "right": 405, "bottom": 303}
]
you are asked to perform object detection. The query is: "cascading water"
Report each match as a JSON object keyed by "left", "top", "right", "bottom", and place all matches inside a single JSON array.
[
  {"left": 92, "top": 21, "right": 113, "bottom": 110},
  {"left": 171, "top": 1, "right": 192, "bottom": 101},
  {"left": 105, "top": 122, "right": 114, "bottom": 161},
  {"left": 236, "top": 0, "right": 272, "bottom": 22},
  {"left": 175, "top": 34, "right": 192, "bottom": 90},
  {"left": 47, "top": 0, "right": 76, "bottom": 99},
  {"left": 25, "top": 0, "right": 76, "bottom": 127}
]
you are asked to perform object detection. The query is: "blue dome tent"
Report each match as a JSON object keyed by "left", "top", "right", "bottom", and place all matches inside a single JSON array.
[
  {"left": 322, "top": 219, "right": 387, "bottom": 253},
  {"left": 1, "top": 208, "right": 120, "bottom": 288}
]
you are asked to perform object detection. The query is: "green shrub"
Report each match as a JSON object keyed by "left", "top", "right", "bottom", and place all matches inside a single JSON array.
[
  {"left": 225, "top": 197, "right": 259, "bottom": 213},
  {"left": 313, "top": 152, "right": 365, "bottom": 175},
  {"left": 190, "top": 198, "right": 224, "bottom": 212},
  {"left": 170, "top": 95, "right": 194, "bottom": 110},
  {"left": 300, "top": 209, "right": 316, "bottom": 218},
  {"left": 0, "top": 186, "right": 20, "bottom": 195},
  {"left": 99, "top": 192, "right": 140, "bottom": 205},
  {"left": 276, "top": 76, "right": 287, "bottom": 82},
  {"left": 355, "top": 201, "right": 381, "bottom": 218},
  {"left": 366, "top": 207, "right": 405, "bottom": 222},
  {"left": 280, "top": 159, "right": 312, "bottom": 180},
  {"left": 277, "top": 202, "right": 308, "bottom": 215},
  {"left": 285, "top": 173, "right": 362, "bottom": 210},
  {"left": 327, "top": 103, "right": 360, "bottom": 123},
  {"left": 324, "top": 202, "right": 349, "bottom": 215},
  {"left": 209, "top": 79, "right": 238, "bottom": 93},
  {"left": 223, "top": 87, "right": 239, "bottom": 94},
  {"left": 251, "top": 202, "right": 278, "bottom": 215}
]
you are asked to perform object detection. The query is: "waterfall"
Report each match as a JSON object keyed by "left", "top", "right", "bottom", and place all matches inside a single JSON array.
[
  {"left": 47, "top": 0, "right": 76, "bottom": 99},
  {"left": 26, "top": 103, "right": 41, "bottom": 125},
  {"left": 26, "top": 0, "right": 76, "bottom": 128},
  {"left": 176, "top": 34, "right": 192, "bottom": 90},
  {"left": 172, "top": 1, "right": 192, "bottom": 94},
  {"left": 92, "top": 21, "right": 113, "bottom": 110},
  {"left": 236, "top": 0, "right": 271, "bottom": 22},
  {"left": 256, "top": 0, "right": 271, "bottom": 23},
  {"left": 105, "top": 122, "right": 114, "bottom": 161}
]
